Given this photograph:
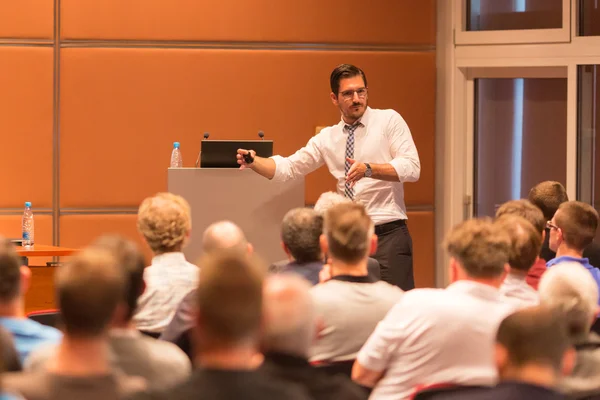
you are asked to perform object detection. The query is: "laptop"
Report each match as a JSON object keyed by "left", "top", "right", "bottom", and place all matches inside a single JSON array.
[{"left": 200, "top": 140, "right": 274, "bottom": 168}]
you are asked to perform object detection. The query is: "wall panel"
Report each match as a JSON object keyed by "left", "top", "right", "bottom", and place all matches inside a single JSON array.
[
  {"left": 408, "top": 211, "right": 435, "bottom": 288},
  {"left": 59, "top": 48, "right": 434, "bottom": 207},
  {"left": 0, "top": 47, "right": 54, "bottom": 208},
  {"left": 61, "top": 0, "right": 435, "bottom": 45},
  {"left": 0, "top": 2, "right": 54, "bottom": 39}
]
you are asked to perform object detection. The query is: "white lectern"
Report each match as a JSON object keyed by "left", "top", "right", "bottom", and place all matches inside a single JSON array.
[{"left": 168, "top": 168, "right": 305, "bottom": 265}]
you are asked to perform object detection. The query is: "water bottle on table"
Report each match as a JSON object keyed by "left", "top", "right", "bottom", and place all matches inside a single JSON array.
[
  {"left": 22, "top": 201, "right": 34, "bottom": 247},
  {"left": 170, "top": 142, "right": 183, "bottom": 168}
]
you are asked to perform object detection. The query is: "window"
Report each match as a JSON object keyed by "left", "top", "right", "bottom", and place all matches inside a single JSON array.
[
  {"left": 467, "top": 0, "right": 563, "bottom": 31},
  {"left": 474, "top": 78, "right": 568, "bottom": 217},
  {"left": 579, "top": 0, "right": 600, "bottom": 36}
]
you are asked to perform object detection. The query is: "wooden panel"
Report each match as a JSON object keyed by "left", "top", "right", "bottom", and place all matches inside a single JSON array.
[
  {"left": 61, "top": 0, "right": 435, "bottom": 45},
  {"left": 59, "top": 48, "right": 434, "bottom": 208},
  {"left": 0, "top": 215, "right": 53, "bottom": 246},
  {"left": 60, "top": 215, "right": 153, "bottom": 263},
  {"left": 0, "top": 48, "right": 54, "bottom": 208},
  {"left": 408, "top": 211, "right": 435, "bottom": 288},
  {"left": 25, "top": 267, "right": 56, "bottom": 313},
  {"left": 0, "top": 1, "right": 54, "bottom": 39}
]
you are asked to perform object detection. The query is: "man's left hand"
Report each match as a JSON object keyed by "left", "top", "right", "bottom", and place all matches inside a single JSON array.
[{"left": 345, "top": 157, "right": 367, "bottom": 188}]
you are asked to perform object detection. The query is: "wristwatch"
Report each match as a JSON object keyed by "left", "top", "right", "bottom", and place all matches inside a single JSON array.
[{"left": 364, "top": 163, "right": 372, "bottom": 178}]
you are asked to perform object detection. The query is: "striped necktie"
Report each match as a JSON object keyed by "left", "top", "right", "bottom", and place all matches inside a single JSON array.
[{"left": 344, "top": 123, "right": 360, "bottom": 199}]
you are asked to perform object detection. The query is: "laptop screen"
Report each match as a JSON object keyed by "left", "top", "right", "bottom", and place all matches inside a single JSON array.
[{"left": 200, "top": 140, "right": 274, "bottom": 168}]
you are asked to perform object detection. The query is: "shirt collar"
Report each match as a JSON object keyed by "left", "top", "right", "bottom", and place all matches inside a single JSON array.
[
  {"left": 547, "top": 255, "right": 590, "bottom": 268},
  {"left": 264, "top": 352, "right": 309, "bottom": 368},
  {"left": 151, "top": 251, "right": 188, "bottom": 265},
  {"left": 330, "top": 274, "right": 375, "bottom": 283},
  {"left": 446, "top": 280, "right": 502, "bottom": 302},
  {"left": 505, "top": 272, "right": 527, "bottom": 283},
  {"left": 338, "top": 106, "right": 371, "bottom": 131}
]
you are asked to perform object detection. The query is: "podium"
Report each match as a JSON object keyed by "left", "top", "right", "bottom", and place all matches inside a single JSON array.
[{"left": 168, "top": 168, "right": 305, "bottom": 265}]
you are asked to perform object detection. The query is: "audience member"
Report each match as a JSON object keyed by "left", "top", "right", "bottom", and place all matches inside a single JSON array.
[
  {"left": 261, "top": 274, "right": 367, "bottom": 400},
  {"left": 528, "top": 181, "right": 600, "bottom": 279},
  {"left": 547, "top": 201, "right": 600, "bottom": 299},
  {"left": 131, "top": 251, "right": 310, "bottom": 400},
  {"left": 272, "top": 208, "right": 325, "bottom": 285},
  {"left": 0, "top": 238, "right": 61, "bottom": 363},
  {"left": 133, "top": 193, "right": 198, "bottom": 335},
  {"left": 0, "top": 326, "right": 21, "bottom": 372},
  {"left": 427, "top": 306, "right": 574, "bottom": 400},
  {"left": 539, "top": 262, "right": 600, "bottom": 398},
  {"left": 352, "top": 218, "right": 515, "bottom": 399},
  {"left": 26, "top": 236, "right": 191, "bottom": 389},
  {"left": 310, "top": 203, "right": 402, "bottom": 364},
  {"left": 4, "top": 247, "right": 145, "bottom": 399},
  {"left": 494, "top": 201, "right": 543, "bottom": 306},
  {"left": 160, "top": 221, "right": 253, "bottom": 358}
]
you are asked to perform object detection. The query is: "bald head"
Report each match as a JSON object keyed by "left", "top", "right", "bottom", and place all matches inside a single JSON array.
[
  {"left": 539, "top": 262, "right": 599, "bottom": 342},
  {"left": 262, "top": 275, "right": 315, "bottom": 358},
  {"left": 202, "top": 221, "right": 251, "bottom": 254}
]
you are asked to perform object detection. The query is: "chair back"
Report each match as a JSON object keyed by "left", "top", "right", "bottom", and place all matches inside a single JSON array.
[{"left": 27, "top": 309, "right": 61, "bottom": 328}]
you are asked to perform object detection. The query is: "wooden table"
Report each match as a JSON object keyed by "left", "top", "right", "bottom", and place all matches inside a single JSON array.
[{"left": 15, "top": 245, "right": 77, "bottom": 258}]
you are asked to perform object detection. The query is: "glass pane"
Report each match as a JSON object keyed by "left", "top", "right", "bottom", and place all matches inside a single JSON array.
[
  {"left": 578, "top": 66, "right": 600, "bottom": 234},
  {"left": 580, "top": 0, "right": 600, "bottom": 36},
  {"left": 467, "top": 0, "right": 563, "bottom": 31},
  {"left": 474, "top": 78, "right": 567, "bottom": 217}
]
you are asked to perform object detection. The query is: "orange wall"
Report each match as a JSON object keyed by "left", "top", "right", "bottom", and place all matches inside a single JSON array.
[{"left": 0, "top": 0, "right": 436, "bottom": 289}]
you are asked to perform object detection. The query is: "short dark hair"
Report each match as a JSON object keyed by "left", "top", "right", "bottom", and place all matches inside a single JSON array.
[
  {"left": 528, "top": 181, "right": 568, "bottom": 220},
  {"left": 324, "top": 203, "right": 373, "bottom": 264},
  {"left": 497, "top": 306, "right": 570, "bottom": 371},
  {"left": 555, "top": 201, "right": 599, "bottom": 251},
  {"left": 281, "top": 208, "right": 323, "bottom": 263},
  {"left": 90, "top": 235, "right": 146, "bottom": 321},
  {"left": 444, "top": 218, "right": 510, "bottom": 279},
  {"left": 330, "top": 64, "right": 368, "bottom": 96},
  {"left": 496, "top": 199, "right": 546, "bottom": 234},
  {"left": 197, "top": 251, "right": 265, "bottom": 344},
  {"left": 495, "top": 215, "right": 542, "bottom": 272},
  {"left": 0, "top": 239, "right": 22, "bottom": 303},
  {"left": 56, "top": 247, "right": 125, "bottom": 338}
]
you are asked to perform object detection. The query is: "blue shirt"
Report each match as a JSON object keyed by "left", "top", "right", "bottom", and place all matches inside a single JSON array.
[
  {"left": 0, "top": 317, "right": 62, "bottom": 363},
  {"left": 547, "top": 256, "right": 600, "bottom": 304}
]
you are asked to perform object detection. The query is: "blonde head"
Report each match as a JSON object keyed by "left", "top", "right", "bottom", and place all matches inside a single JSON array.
[{"left": 137, "top": 192, "right": 191, "bottom": 254}]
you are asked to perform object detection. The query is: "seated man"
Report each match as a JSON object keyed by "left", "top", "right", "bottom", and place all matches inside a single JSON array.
[
  {"left": 159, "top": 221, "right": 253, "bottom": 358},
  {"left": 547, "top": 201, "right": 600, "bottom": 299},
  {"left": 494, "top": 201, "right": 544, "bottom": 307},
  {"left": 0, "top": 238, "right": 61, "bottom": 363},
  {"left": 426, "top": 306, "right": 574, "bottom": 400},
  {"left": 26, "top": 235, "right": 191, "bottom": 389},
  {"left": 4, "top": 247, "right": 145, "bottom": 399},
  {"left": 539, "top": 262, "right": 600, "bottom": 398},
  {"left": 133, "top": 192, "right": 198, "bottom": 335},
  {"left": 310, "top": 203, "right": 403, "bottom": 364},
  {"left": 261, "top": 274, "right": 367, "bottom": 400},
  {"left": 131, "top": 251, "right": 310, "bottom": 400},
  {"left": 353, "top": 218, "right": 516, "bottom": 400},
  {"left": 274, "top": 208, "right": 326, "bottom": 285}
]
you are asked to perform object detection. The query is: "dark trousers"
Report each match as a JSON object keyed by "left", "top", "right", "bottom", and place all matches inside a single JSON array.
[{"left": 373, "top": 220, "right": 415, "bottom": 290}]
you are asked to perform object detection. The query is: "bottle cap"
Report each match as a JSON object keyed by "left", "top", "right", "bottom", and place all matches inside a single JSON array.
[
  {"left": 173, "top": 142, "right": 180, "bottom": 149},
  {"left": 25, "top": 202, "right": 32, "bottom": 207}
]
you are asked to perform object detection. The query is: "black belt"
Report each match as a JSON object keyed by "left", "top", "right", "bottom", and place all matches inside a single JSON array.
[{"left": 375, "top": 219, "right": 406, "bottom": 235}]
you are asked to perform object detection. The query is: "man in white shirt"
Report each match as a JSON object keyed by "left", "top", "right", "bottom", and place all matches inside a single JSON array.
[
  {"left": 236, "top": 64, "right": 420, "bottom": 290},
  {"left": 133, "top": 192, "right": 198, "bottom": 335},
  {"left": 495, "top": 200, "right": 545, "bottom": 307},
  {"left": 352, "top": 218, "right": 515, "bottom": 400}
]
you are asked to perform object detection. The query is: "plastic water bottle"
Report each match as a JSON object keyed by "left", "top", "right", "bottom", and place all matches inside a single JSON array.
[
  {"left": 170, "top": 142, "right": 183, "bottom": 168},
  {"left": 22, "top": 202, "right": 34, "bottom": 247}
]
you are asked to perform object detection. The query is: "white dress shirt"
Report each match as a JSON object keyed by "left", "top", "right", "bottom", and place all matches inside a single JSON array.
[
  {"left": 132, "top": 252, "right": 199, "bottom": 333},
  {"left": 499, "top": 272, "right": 539, "bottom": 308},
  {"left": 271, "top": 107, "right": 420, "bottom": 224},
  {"left": 357, "top": 281, "right": 517, "bottom": 400}
]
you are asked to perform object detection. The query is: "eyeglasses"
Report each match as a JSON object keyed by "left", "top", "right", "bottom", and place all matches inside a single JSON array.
[
  {"left": 339, "top": 87, "right": 368, "bottom": 101},
  {"left": 546, "top": 221, "right": 559, "bottom": 231}
]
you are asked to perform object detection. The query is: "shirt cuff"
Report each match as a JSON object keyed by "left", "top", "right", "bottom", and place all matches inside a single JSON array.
[
  {"left": 270, "top": 155, "right": 287, "bottom": 182},
  {"left": 356, "top": 346, "right": 387, "bottom": 372}
]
